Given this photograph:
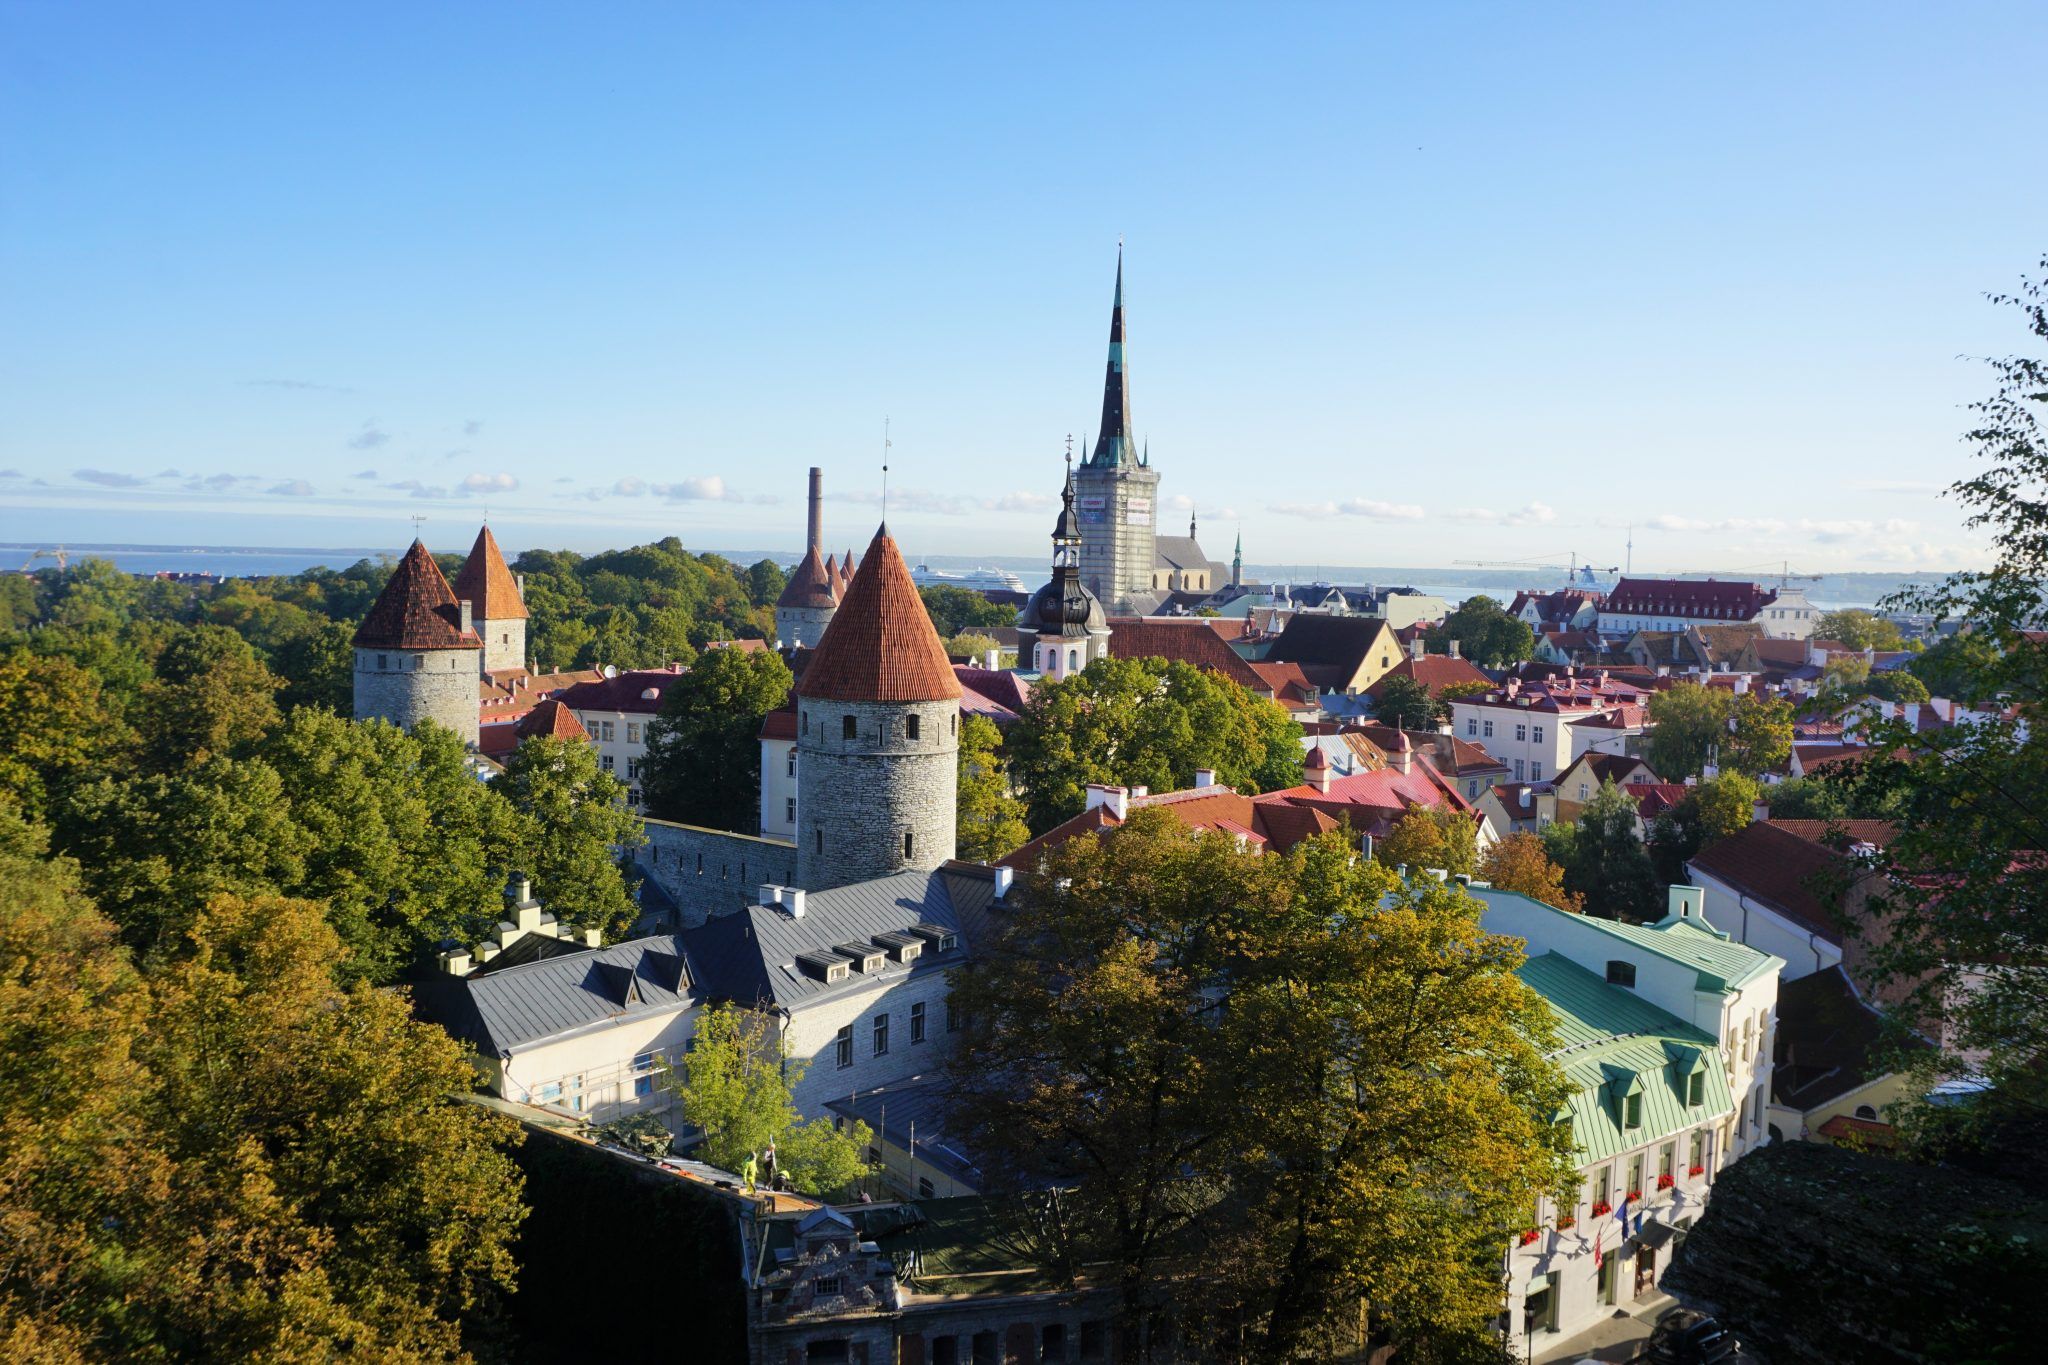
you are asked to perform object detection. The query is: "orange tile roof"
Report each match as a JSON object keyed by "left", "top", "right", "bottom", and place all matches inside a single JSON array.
[
  {"left": 1107, "top": 618, "right": 1268, "bottom": 691},
  {"left": 453, "top": 525, "right": 528, "bottom": 620},
  {"left": 1366, "top": 654, "right": 1492, "bottom": 698},
  {"left": 352, "top": 540, "right": 483, "bottom": 651},
  {"left": 796, "top": 527, "right": 961, "bottom": 703},
  {"left": 776, "top": 544, "right": 839, "bottom": 610}
]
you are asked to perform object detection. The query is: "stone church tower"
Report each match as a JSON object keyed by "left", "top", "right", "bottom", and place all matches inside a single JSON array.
[
  {"left": 352, "top": 539, "right": 483, "bottom": 746},
  {"left": 453, "top": 524, "right": 528, "bottom": 674},
  {"left": 1074, "top": 249, "right": 1160, "bottom": 614},
  {"left": 775, "top": 467, "right": 840, "bottom": 649},
  {"left": 1016, "top": 454, "right": 1110, "bottom": 680},
  {"left": 793, "top": 524, "right": 960, "bottom": 892}
]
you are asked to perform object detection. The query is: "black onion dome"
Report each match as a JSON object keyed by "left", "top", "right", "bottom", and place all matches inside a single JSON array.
[{"left": 1018, "top": 573, "right": 1105, "bottom": 639}]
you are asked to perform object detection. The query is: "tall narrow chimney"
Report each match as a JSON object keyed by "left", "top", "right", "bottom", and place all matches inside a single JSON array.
[{"left": 807, "top": 466, "right": 824, "bottom": 552}]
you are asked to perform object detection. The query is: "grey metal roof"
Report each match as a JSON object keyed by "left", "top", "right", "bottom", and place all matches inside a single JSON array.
[
  {"left": 413, "top": 934, "right": 697, "bottom": 1056},
  {"left": 1152, "top": 536, "right": 1216, "bottom": 573},
  {"left": 826, "top": 1075, "right": 983, "bottom": 1189},
  {"left": 682, "top": 864, "right": 1004, "bottom": 1010}
]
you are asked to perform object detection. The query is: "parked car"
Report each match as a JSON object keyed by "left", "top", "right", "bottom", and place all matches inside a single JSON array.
[{"left": 1644, "top": 1309, "right": 1750, "bottom": 1363}]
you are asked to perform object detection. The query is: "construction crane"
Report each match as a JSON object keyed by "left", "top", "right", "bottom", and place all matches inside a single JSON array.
[
  {"left": 19, "top": 546, "right": 67, "bottom": 572},
  {"left": 1453, "top": 550, "right": 1618, "bottom": 587}
]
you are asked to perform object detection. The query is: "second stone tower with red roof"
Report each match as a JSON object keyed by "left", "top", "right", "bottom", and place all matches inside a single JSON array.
[{"left": 793, "top": 523, "right": 962, "bottom": 891}]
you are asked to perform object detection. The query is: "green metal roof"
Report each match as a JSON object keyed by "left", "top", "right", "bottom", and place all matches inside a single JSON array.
[
  {"left": 1521, "top": 952, "right": 1735, "bottom": 1166},
  {"left": 1470, "top": 885, "right": 1781, "bottom": 994}
]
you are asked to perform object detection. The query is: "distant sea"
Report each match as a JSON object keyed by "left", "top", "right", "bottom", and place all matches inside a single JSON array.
[{"left": 7, "top": 542, "right": 1930, "bottom": 610}]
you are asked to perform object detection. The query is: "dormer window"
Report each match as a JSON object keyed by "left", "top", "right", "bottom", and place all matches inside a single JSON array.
[
  {"left": 1687, "top": 1070, "right": 1705, "bottom": 1107},
  {"left": 1625, "top": 1091, "right": 1643, "bottom": 1129},
  {"left": 1605, "top": 960, "right": 1637, "bottom": 988}
]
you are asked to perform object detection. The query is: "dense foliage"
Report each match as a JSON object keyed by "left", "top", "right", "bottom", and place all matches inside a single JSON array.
[
  {"left": 956, "top": 713, "right": 1030, "bottom": 861},
  {"left": 1006, "top": 656, "right": 1304, "bottom": 831},
  {"left": 1425, "top": 595, "right": 1534, "bottom": 668},
  {"left": 672, "top": 1003, "right": 871, "bottom": 1197},
  {"left": 0, "top": 807, "right": 527, "bottom": 1359},
  {"left": 918, "top": 583, "right": 1016, "bottom": 638},
  {"left": 639, "top": 646, "right": 793, "bottom": 829},
  {"left": 947, "top": 812, "right": 1575, "bottom": 1359}
]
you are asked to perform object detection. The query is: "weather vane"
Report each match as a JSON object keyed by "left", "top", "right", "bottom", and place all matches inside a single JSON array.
[
  {"left": 410, "top": 513, "right": 426, "bottom": 538},
  {"left": 881, "top": 416, "right": 892, "bottom": 522}
]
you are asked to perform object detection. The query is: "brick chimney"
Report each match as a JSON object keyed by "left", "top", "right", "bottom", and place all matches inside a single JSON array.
[{"left": 1085, "top": 783, "right": 1131, "bottom": 819}]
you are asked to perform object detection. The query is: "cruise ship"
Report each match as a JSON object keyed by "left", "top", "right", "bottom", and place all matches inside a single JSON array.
[{"left": 909, "top": 562, "right": 1026, "bottom": 593}]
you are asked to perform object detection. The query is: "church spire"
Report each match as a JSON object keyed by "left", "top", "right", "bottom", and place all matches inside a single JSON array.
[
  {"left": 1087, "top": 248, "right": 1135, "bottom": 468},
  {"left": 1232, "top": 530, "right": 1243, "bottom": 588}
]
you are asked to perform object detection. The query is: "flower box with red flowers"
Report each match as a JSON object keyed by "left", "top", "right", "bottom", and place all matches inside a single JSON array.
[
  {"left": 1688, "top": 1164, "right": 1706, "bottom": 1178},
  {"left": 1626, "top": 1190, "right": 1642, "bottom": 1202},
  {"left": 1591, "top": 1201, "right": 1613, "bottom": 1217},
  {"left": 1518, "top": 1229, "right": 1542, "bottom": 1247},
  {"left": 1656, "top": 1173, "right": 1675, "bottom": 1191},
  {"left": 1557, "top": 1214, "right": 1576, "bottom": 1230}
]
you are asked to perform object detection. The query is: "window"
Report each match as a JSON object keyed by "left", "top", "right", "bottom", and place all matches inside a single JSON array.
[
  {"left": 1687, "top": 1070, "right": 1704, "bottom": 1106},
  {"left": 906, "top": 714, "right": 921, "bottom": 740},
  {"left": 600, "top": 721, "right": 615, "bottom": 741},
  {"left": 627, "top": 757, "right": 642, "bottom": 779},
  {"left": 635, "top": 1075, "right": 654, "bottom": 1098},
  {"left": 627, "top": 722, "right": 640, "bottom": 743},
  {"left": 602, "top": 754, "right": 615, "bottom": 772},
  {"left": 842, "top": 714, "right": 857, "bottom": 739},
  {"left": 873, "top": 1013, "right": 889, "bottom": 1056},
  {"left": 1627, "top": 1153, "right": 1644, "bottom": 1197},
  {"left": 627, "top": 787, "right": 640, "bottom": 806},
  {"left": 1532, "top": 725, "right": 1545, "bottom": 743},
  {"left": 919, "top": 1176, "right": 934, "bottom": 1199},
  {"left": 1466, "top": 718, "right": 1477, "bottom": 737},
  {"left": 1468, "top": 780, "right": 1479, "bottom": 797},
  {"left": 1659, "top": 1142, "right": 1675, "bottom": 1180},
  {"left": 376, "top": 653, "right": 388, "bottom": 671},
  {"left": 1742, "top": 1016, "right": 1755, "bottom": 1062},
  {"left": 785, "top": 797, "right": 796, "bottom": 823},
  {"left": 1041, "top": 1326, "right": 1066, "bottom": 1361},
  {"left": 835, "top": 1026, "right": 853, "bottom": 1069},
  {"left": 903, "top": 831, "right": 914, "bottom": 859},
  {"left": 1605, "top": 960, "right": 1637, "bottom": 988},
  {"left": 539, "top": 1082, "right": 561, "bottom": 1102},
  {"left": 816, "top": 829, "right": 824, "bottom": 854},
  {"left": 1080, "top": 1323, "right": 1107, "bottom": 1360},
  {"left": 1593, "top": 1166, "right": 1611, "bottom": 1208},
  {"left": 947, "top": 998, "right": 962, "bottom": 1032},
  {"left": 1689, "top": 1130, "right": 1704, "bottom": 1171},
  {"left": 911, "top": 1001, "right": 927, "bottom": 1043},
  {"left": 1513, "top": 759, "right": 1525, "bottom": 780},
  {"left": 1483, "top": 720, "right": 1494, "bottom": 738},
  {"left": 813, "top": 1276, "right": 842, "bottom": 1297},
  {"left": 1530, "top": 762, "right": 1542, "bottom": 781},
  {"left": 1515, "top": 723, "right": 1528, "bottom": 742},
  {"left": 1579, "top": 782, "right": 1590, "bottom": 799},
  {"left": 802, "top": 710, "right": 809, "bottom": 735},
  {"left": 1625, "top": 1091, "right": 1642, "bottom": 1129},
  {"left": 787, "top": 750, "right": 798, "bottom": 777},
  {"left": 1854, "top": 1104, "right": 1878, "bottom": 1121}
]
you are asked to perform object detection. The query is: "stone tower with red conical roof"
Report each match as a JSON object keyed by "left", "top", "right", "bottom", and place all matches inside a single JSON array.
[
  {"left": 794, "top": 523, "right": 961, "bottom": 891},
  {"left": 352, "top": 540, "right": 484, "bottom": 745},
  {"left": 454, "top": 524, "right": 529, "bottom": 674},
  {"left": 775, "top": 467, "right": 840, "bottom": 649}
]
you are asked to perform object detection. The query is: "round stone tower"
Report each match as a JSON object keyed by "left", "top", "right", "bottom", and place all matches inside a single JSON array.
[
  {"left": 351, "top": 539, "right": 484, "bottom": 746},
  {"left": 794, "top": 524, "right": 960, "bottom": 891}
]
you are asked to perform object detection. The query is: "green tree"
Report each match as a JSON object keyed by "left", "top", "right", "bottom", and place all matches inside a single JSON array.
[
  {"left": 0, "top": 808, "right": 527, "bottom": 1357},
  {"left": 1006, "top": 657, "right": 1303, "bottom": 831},
  {"left": 1820, "top": 653, "right": 1872, "bottom": 696},
  {"left": 1561, "top": 780, "right": 1660, "bottom": 921},
  {"left": 1371, "top": 673, "right": 1443, "bottom": 730},
  {"left": 1863, "top": 670, "right": 1931, "bottom": 703},
  {"left": 640, "top": 647, "right": 793, "bottom": 829},
  {"left": 1426, "top": 595, "right": 1535, "bottom": 667},
  {"left": 1816, "top": 608, "right": 1906, "bottom": 651},
  {"left": 1646, "top": 682, "right": 1733, "bottom": 781},
  {"left": 918, "top": 583, "right": 1014, "bottom": 638},
  {"left": 674, "top": 1003, "right": 869, "bottom": 1196},
  {"left": 0, "top": 650, "right": 135, "bottom": 824},
  {"left": 1691, "top": 771, "right": 1761, "bottom": 841},
  {"left": 746, "top": 557, "right": 787, "bottom": 607},
  {"left": 138, "top": 623, "right": 283, "bottom": 772},
  {"left": 944, "top": 631, "right": 1005, "bottom": 663},
  {"left": 1724, "top": 692, "right": 1794, "bottom": 777},
  {"left": 1863, "top": 259, "right": 2048, "bottom": 1131},
  {"left": 498, "top": 735, "right": 647, "bottom": 941},
  {"left": 1376, "top": 804, "right": 1476, "bottom": 877},
  {"left": 956, "top": 714, "right": 1029, "bottom": 862},
  {"left": 948, "top": 812, "right": 1573, "bottom": 1358},
  {"left": 1907, "top": 630, "right": 1999, "bottom": 702}
]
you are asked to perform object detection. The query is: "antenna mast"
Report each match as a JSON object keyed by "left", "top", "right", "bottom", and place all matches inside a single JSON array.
[{"left": 881, "top": 417, "right": 891, "bottom": 524}]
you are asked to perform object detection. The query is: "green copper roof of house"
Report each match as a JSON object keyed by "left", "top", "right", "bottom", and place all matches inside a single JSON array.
[
  {"left": 1521, "top": 952, "right": 1735, "bottom": 1166},
  {"left": 1587, "top": 914, "right": 1780, "bottom": 993}
]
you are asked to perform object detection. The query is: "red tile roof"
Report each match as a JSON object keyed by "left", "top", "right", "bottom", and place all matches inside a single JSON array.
[
  {"left": 1365, "top": 654, "right": 1491, "bottom": 698},
  {"left": 1107, "top": 618, "right": 1269, "bottom": 692},
  {"left": 1767, "top": 819, "right": 1897, "bottom": 849},
  {"left": 1686, "top": 820, "right": 1857, "bottom": 944},
  {"left": 758, "top": 705, "right": 798, "bottom": 741},
  {"left": 352, "top": 540, "right": 483, "bottom": 651},
  {"left": 453, "top": 525, "right": 528, "bottom": 621},
  {"left": 797, "top": 527, "right": 961, "bottom": 703},
  {"left": 776, "top": 544, "right": 839, "bottom": 610},
  {"left": 1815, "top": 1114, "right": 1902, "bottom": 1147},
  {"left": 1604, "top": 577, "right": 1777, "bottom": 621},
  {"left": 477, "top": 696, "right": 589, "bottom": 757},
  {"left": 998, "top": 786, "right": 1341, "bottom": 869},
  {"left": 559, "top": 666, "right": 687, "bottom": 714}
]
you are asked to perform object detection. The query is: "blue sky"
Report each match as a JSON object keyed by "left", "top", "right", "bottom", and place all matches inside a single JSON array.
[{"left": 3, "top": 2, "right": 2044, "bottom": 572}]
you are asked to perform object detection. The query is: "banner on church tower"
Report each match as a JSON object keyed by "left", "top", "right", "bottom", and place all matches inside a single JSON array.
[
  {"left": 1125, "top": 497, "right": 1153, "bottom": 525},
  {"left": 1077, "top": 496, "right": 1107, "bottom": 524}
]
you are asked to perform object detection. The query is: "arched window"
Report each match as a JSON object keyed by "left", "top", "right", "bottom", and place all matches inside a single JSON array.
[{"left": 1854, "top": 1104, "right": 1878, "bottom": 1121}]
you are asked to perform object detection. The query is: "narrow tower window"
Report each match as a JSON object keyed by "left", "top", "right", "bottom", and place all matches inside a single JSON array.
[
  {"left": 906, "top": 714, "right": 921, "bottom": 740},
  {"left": 842, "top": 715, "right": 857, "bottom": 739},
  {"left": 904, "top": 831, "right": 915, "bottom": 859},
  {"left": 815, "top": 829, "right": 824, "bottom": 854}
]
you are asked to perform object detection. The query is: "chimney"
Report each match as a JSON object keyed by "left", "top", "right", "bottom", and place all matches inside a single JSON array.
[
  {"left": 1085, "top": 784, "right": 1130, "bottom": 817},
  {"left": 1409, "top": 636, "right": 1425, "bottom": 661},
  {"left": 759, "top": 883, "right": 782, "bottom": 906},
  {"left": 1448, "top": 639, "right": 1461, "bottom": 659},
  {"left": 985, "top": 648, "right": 1000, "bottom": 671},
  {"left": 459, "top": 599, "right": 474, "bottom": 634},
  {"left": 991, "top": 865, "right": 1015, "bottom": 900},
  {"left": 1391, "top": 734, "right": 1413, "bottom": 775},
  {"left": 781, "top": 887, "right": 807, "bottom": 919},
  {"left": 807, "top": 466, "right": 824, "bottom": 552},
  {"left": 440, "top": 946, "right": 474, "bottom": 976},
  {"left": 1194, "top": 768, "right": 1217, "bottom": 788}
]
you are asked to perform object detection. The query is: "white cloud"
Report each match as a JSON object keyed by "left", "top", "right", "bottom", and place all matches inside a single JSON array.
[
  {"left": 385, "top": 479, "right": 449, "bottom": 499},
  {"left": 612, "top": 476, "right": 648, "bottom": 497},
  {"left": 459, "top": 472, "right": 519, "bottom": 494},
  {"left": 984, "top": 491, "right": 1056, "bottom": 513},
  {"left": 1447, "top": 502, "right": 1556, "bottom": 527},
  {"left": 347, "top": 421, "right": 390, "bottom": 451},
  {"left": 1271, "top": 497, "right": 1426, "bottom": 521},
  {"left": 267, "top": 479, "right": 316, "bottom": 496},
  {"left": 654, "top": 475, "right": 741, "bottom": 502}
]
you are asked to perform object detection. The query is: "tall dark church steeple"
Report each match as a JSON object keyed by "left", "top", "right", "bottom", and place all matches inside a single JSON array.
[{"left": 1087, "top": 249, "right": 1137, "bottom": 469}]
